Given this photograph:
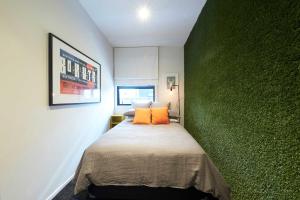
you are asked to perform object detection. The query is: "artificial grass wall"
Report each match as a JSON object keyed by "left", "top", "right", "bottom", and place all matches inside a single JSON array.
[{"left": 184, "top": 0, "right": 300, "bottom": 199}]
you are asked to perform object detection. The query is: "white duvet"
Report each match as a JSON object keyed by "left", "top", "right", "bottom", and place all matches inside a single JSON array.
[{"left": 74, "top": 121, "right": 231, "bottom": 200}]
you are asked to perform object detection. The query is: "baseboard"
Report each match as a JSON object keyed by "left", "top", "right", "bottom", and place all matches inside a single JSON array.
[{"left": 46, "top": 174, "right": 75, "bottom": 200}]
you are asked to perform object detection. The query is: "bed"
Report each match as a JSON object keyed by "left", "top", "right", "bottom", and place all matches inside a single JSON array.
[{"left": 74, "top": 121, "right": 231, "bottom": 200}]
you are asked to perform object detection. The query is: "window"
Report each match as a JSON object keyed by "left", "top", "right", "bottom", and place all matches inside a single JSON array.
[{"left": 117, "top": 86, "right": 155, "bottom": 105}]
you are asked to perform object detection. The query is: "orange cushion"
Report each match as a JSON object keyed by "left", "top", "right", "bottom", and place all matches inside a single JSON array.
[
  {"left": 151, "top": 107, "right": 170, "bottom": 124},
  {"left": 133, "top": 108, "right": 151, "bottom": 124}
]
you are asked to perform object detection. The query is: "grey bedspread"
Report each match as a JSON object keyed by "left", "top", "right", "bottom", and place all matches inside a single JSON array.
[{"left": 74, "top": 121, "right": 231, "bottom": 200}]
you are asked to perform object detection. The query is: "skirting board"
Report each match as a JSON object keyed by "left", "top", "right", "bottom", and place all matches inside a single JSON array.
[{"left": 46, "top": 174, "right": 74, "bottom": 200}]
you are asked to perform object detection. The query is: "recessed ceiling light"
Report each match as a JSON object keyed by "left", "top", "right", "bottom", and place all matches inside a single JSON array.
[{"left": 137, "top": 6, "right": 150, "bottom": 22}]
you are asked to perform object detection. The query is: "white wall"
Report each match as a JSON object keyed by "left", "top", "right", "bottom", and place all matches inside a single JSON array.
[
  {"left": 0, "top": 1, "right": 114, "bottom": 200},
  {"left": 114, "top": 46, "right": 184, "bottom": 124},
  {"left": 158, "top": 47, "right": 184, "bottom": 124}
]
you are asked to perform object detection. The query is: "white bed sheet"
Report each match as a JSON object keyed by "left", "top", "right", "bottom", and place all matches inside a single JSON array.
[{"left": 74, "top": 121, "right": 230, "bottom": 200}]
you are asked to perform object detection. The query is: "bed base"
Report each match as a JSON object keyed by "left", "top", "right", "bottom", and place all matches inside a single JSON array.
[{"left": 73, "top": 184, "right": 218, "bottom": 200}]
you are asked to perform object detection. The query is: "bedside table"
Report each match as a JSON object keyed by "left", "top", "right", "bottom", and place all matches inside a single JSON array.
[{"left": 110, "top": 115, "right": 125, "bottom": 128}]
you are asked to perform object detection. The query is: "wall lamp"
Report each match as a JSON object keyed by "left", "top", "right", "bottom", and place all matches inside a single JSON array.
[{"left": 170, "top": 84, "right": 180, "bottom": 123}]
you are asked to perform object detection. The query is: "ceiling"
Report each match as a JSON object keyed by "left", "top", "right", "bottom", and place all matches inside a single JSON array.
[{"left": 79, "top": 0, "right": 206, "bottom": 47}]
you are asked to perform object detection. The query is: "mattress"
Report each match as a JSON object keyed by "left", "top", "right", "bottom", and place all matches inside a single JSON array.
[{"left": 74, "top": 121, "right": 231, "bottom": 200}]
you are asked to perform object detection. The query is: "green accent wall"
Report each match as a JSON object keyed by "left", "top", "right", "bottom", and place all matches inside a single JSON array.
[{"left": 184, "top": 0, "right": 300, "bottom": 199}]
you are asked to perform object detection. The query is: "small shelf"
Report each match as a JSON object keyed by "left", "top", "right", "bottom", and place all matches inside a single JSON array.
[{"left": 110, "top": 115, "right": 125, "bottom": 129}]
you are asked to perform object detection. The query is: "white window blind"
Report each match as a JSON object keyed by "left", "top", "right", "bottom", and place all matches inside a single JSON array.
[{"left": 114, "top": 47, "right": 158, "bottom": 80}]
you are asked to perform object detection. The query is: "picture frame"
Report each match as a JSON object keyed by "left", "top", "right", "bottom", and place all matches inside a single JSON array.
[
  {"left": 165, "top": 72, "right": 179, "bottom": 90},
  {"left": 48, "top": 33, "right": 101, "bottom": 105}
]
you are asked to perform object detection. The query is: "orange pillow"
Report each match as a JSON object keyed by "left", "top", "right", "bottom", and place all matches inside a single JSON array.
[
  {"left": 151, "top": 107, "right": 170, "bottom": 124},
  {"left": 133, "top": 108, "right": 151, "bottom": 124}
]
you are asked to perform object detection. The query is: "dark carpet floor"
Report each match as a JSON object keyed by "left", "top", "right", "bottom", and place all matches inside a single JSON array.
[
  {"left": 53, "top": 182, "right": 77, "bottom": 200},
  {"left": 53, "top": 182, "right": 94, "bottom": 200},
  {"left": 53, "top": 182, "right": 217, "bottom": 200}
]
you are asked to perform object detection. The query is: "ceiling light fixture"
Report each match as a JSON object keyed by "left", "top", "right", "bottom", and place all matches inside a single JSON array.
[{"left": 137, "top": 6, "right": 150, "bottom": 22}]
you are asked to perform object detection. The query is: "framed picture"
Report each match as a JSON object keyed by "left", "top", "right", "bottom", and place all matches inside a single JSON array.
[
  {"left": 165, "top": 73, "right": 179, "bottom": 90},
  {"left": 48, "top": 33, "right": 101, "bottom": 105}
]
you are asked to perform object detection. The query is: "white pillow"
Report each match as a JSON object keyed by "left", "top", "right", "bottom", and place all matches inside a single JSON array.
[
  {"left": 125, "top": 116, "right": 134, "bottom": 122},
  {"left": 123, "top": 109, "right": 135, "bottom": 117},
  {"left": 168, "top": 110, "right": 179, "bottom": 119},
  {"left": 131, "top": 101, "right": 152, "bottom": 108},
  {"left": 151, "top": 102, "right": 171, "bottom": 109}
]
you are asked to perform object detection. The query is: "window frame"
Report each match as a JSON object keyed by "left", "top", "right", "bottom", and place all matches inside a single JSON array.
[{"left": 117, "top": 85, "right": 155, "bottom": 106}]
